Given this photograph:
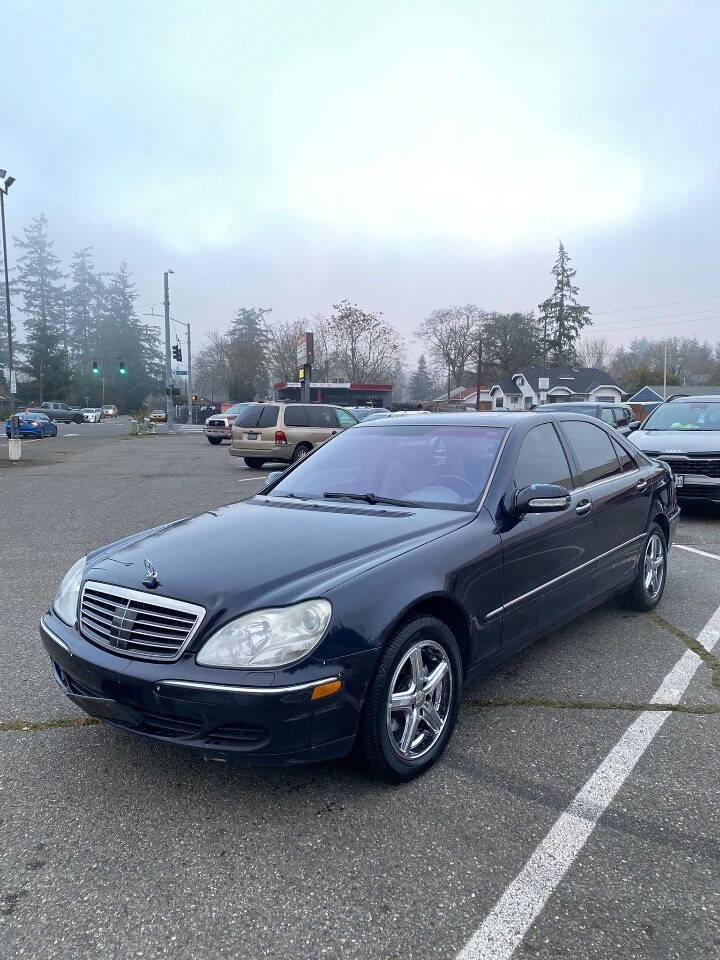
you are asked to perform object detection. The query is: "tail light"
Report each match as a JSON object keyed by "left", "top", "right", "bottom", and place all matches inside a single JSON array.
[{"left": 275, "top": 430, "right": 287, "bottom": 445}]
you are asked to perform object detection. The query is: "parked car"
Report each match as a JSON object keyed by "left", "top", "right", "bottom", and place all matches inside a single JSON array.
[
  {"left": 6, "top": 411, "right": 58, "bottom": 438},
  {"left": 102, "top": 404, "right": 118, "bottom": 418},
  {"left": 345, "top": 406, "right": 390, "bottom": 421},
  {"left": 628, "top": 394, "right": 720, "bottom": 503},
  {"left": 27, "top": 401, "right": 84, "bottom": 424},
  {"left": 42, "top": 412, "right": 677, "bottom": 781},
  {"left": 533, "top": 402, "right": 640, "bottom": 436},
  {"left": 82, "top": 408, "right": 102, "bottom": 423},
  {"left": 229, "top": 402, "right": 359, "bottom": 468},
  {"left": 149, "top": 409, "right": 167, "bottom": 423},
  {"left": 203, "top": 402, "right": 253, "bottom": 445}
]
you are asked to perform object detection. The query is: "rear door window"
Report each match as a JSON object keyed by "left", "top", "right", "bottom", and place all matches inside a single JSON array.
[
  {"left": 611, "top": 438, "right": 637, "bottom": 473},
  {"left": 599, "top": 408, "right": 615, "bottom": 425},
  {"left": 307, "top": 406, "right": 338, "bottom": 428},
  {"left": 514, "top": 423, "right": 573, "bottom": 489},
  {"left": 562, "top": 420, "right": 622, "bottom": 485},
  {"left": 613, "top": 406, "right": 630, "bottom": 427},
  {"left": 283, "top": 405, "right": 310, "bottom": 427}
]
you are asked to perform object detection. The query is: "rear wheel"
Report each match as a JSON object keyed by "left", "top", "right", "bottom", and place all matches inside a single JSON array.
[
  {"left": 619, "top": 523, "right": 667, "bottom": 611},
  {"left": 207, "top": 437, "right": 222, "bottom": 445},
  {"left": 73, "top": 414, "right": 83, "bottom": 424},
  {"left": 355, "top": 616, "right": 461, "bottom": 782},
  {"left": 291, "top": 443, "right": 312, "bottom": 463},
  {"left": 244, "top": 457, "right": 265, "bottom": 469}
]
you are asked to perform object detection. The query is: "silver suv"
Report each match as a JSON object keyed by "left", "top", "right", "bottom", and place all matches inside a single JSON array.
[
  {"left": 229, "top": 402, "right": 359, "bottom": 468},
  {"left": 628, "top": 395, "right": 720, "bottom": 503}
]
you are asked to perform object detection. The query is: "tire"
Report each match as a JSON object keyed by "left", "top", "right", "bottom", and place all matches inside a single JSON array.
[
  {"left": 207, "top": 437, "right": 222, "bottom": 445},
  {"left": 73, "top": 414, "right": 83, "bottom": 424},
  {"left": 291, "top": 443, "right": 312, "bottom": 463},
  {"left": 355, "top": 616, "right": 462, "bottom": 782},
  {"left": 619, "top": 523, "right": 667, "bottom": 611},
  {"left": 244, "top": 457, "right": 265, "bottom": 469}
]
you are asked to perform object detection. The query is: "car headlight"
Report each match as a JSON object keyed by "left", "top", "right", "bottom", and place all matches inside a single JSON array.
[
  {"left": 53, "top": 556, "right": 87, "bottom": 626},
  {"left": 197, "top": 599, "right": 332, "bottom": 668}
]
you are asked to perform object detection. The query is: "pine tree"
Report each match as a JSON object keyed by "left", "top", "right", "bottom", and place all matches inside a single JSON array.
[
  {"left": 67, "top": 247, "right": 98, "bottom": 367},
  {"left": 0, "top": 273, "right": 16, "bottom": 386},
  {"left": 408, "top": 354, "right": 433, "bottom": 403},
  {"left": 538, "top": 242, "right": 591, "bottom": 366},
  {"left": 14, "top": 215, "right": 69, "bottom": 400},
  {"left": 227, "top": 307, "right": 272, "bottom": 400}
]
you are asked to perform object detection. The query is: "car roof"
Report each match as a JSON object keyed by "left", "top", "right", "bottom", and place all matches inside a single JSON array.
[
  {"left": 664, "top": 395, "right": 720, "bottom": 402},
  {"left": 535, "top": 401, "right": 625, "bottom": 408},
  {"left": 355, "top": 410, "right": 617, "bottom": 429}
]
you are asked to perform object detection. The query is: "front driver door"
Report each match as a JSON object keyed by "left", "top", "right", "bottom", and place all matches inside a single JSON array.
[{"left": 499, "top": 422, "right": 597, "bottom": 649}]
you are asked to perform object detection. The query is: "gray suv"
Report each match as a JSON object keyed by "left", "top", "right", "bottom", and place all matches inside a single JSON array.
[
  {"left": 628, "top": 395, "right": 720, "bottom": 503},
  {"left": 533, "top": 402, "right": 639, "bottom": 437},
  {"left": 26, "top": 401, "right": 84, "bottom": 424},
  {"left": 230, "top": 402, "right": 359, "bottom": 468}
]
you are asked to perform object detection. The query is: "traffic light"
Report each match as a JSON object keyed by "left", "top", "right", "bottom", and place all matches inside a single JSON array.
[
  {"left": 192, "top": 394, "right": 198, "bottom": 403},
  {"left": 119, "top": 359, "right": 127, "bottom": 375},
  {"left": 92, "top": 359, "right": 100, "bottom": 375},
  {"left": 172, "top": 344, "right": 182, "bottom": 362}
]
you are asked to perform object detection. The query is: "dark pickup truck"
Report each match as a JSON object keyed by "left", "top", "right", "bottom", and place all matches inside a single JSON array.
[{"left": 26, "top": 402, "right": 84, "bottom": 424}]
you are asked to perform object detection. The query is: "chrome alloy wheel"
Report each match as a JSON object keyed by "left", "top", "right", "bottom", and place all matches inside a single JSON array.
[
  {"left": 644, "top": 532, "right": 665, "bottom": 599},
  {"left": 386, "top": 640, "right": 453, "bottom": 760}
]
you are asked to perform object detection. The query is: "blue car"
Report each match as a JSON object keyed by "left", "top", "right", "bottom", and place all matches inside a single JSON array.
[{"left": 5, "top": 412, "right": 58, "bottom": 438}]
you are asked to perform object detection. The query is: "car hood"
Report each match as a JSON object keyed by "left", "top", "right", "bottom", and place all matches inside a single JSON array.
[
  {"left": 83, "top": 497, "right": 474, "bottom": 617},
  {"left": 628, "top": 429, "right": 720, "bottom": 455}
]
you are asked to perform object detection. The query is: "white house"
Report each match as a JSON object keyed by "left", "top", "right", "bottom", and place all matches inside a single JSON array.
[{"left": 489, "top": 366, "right": 625, "bottom": 410}]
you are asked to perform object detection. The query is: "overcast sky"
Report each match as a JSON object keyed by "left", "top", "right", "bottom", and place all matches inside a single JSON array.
[{"left": 4, "top": 0, "right": 720, "bottom": 363}]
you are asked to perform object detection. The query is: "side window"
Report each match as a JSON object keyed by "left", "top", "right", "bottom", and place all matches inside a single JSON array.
[
  {"left": 514, "top": 423, "right": 573, "bottom": 490},
  {"left": 283, "top": 405, "right": 310, "bottom": 427},
  {"left": 613, "top": 407, "right": 630, "bottom": 427},
  {"left": 336, "top": 408, "right": 358, "bottom": 427},
  {"left": 307, "top": 406, "right": 338, "bottom": 428},
  {"left": 600, "top": 408, "right": 615, "bottom": 425},
  {"left": 562, "top": 421, "right": 622, "bottom": 485},
  {"left": 258, "top": 406, "right": 279, "bottom": 428},
  {"left": 611, "top": 438, "right": 637, "bottom": 473}
]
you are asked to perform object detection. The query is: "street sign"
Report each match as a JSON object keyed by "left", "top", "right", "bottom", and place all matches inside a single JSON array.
[
  {"left": 174, "top": 369, "right": 187, "bottom": 377},
  {"left": 538, "top": 377, "right": 550, "bottom": 390},
  {"left": 296, "top": 332, "right": 314, "bottom": 367},
  {"left": 9, "top": 371, "right": 16, "bottom": 393}
]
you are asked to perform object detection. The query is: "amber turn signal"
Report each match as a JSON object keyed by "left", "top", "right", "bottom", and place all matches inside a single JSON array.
[{"left": 311, "top": 679, "right": 342, "bottom": 701}]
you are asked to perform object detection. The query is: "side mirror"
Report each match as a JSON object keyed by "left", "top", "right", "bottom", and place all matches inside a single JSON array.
[
  {"left": 629, "top": 420, "right": 640, "bottom": 431},
  {"left": 265, "top": 471, "right": 283, "bottom": 487},
  {"left": 513, "top": 483, "right": 571, "bottom": 515}
]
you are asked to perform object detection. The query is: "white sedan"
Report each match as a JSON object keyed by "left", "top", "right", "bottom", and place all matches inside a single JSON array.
[{"left": 81, "top": 408, "right": 102, "bottom": 423}]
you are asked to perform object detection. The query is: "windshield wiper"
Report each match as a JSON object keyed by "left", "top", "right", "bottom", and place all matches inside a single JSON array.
[{"left": 323, "top": 491, "right": 424, "bottom": 508}]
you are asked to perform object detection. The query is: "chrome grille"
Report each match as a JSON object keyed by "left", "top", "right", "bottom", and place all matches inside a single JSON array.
[
  {"left": 207, "top": 418, "right": 228, "bottom": 428},
  {"left": 79, "top": 581, "right": 205, "bottom": 661}
]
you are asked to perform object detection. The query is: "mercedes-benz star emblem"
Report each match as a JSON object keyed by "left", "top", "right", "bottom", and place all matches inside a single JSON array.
[{"left": 142, "top": 557, "right": 159, "bottom": 588}]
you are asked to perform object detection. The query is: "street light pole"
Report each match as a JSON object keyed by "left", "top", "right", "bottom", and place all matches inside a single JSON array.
[
  {"left": 163, "top": 270, "right": 175, "bottom": 429},
  {"left": 0, "top": 170, "right": 16, "bottom": 418}
]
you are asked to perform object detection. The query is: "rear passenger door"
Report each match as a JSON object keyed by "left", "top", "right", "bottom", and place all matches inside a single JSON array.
[
  {"left": 307, "top": 406, "right": 340, "bottom": 445},
  {"left": 558, "top": 420, "right": 649, "bottom": 597},
  {"left": 499, "top": 422, "right": 597, "bottom": 648}
]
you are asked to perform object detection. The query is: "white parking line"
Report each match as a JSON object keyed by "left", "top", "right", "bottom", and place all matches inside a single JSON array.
[
  {"left": 237, "top": 477, "right": 265, "bottom": 482},
  {"left": 675, "top": 544, "right": 720, "bottom": 562},
  {"left": 456, "top": 601, "right": 720, "bottom": 960},
  {"left": 64, "top": 433, "right": 79, "bottom": 437}
]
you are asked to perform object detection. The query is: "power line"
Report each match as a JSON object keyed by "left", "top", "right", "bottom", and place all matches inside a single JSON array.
[
  {"left": 593, "top": 294, "right": 720, "bottom": 316},
  {"left": 593, "top": 312, "right": 720, "bottom": 334},
  {"left": 592, "top": 306, "right": 720, "bottom": 327}
]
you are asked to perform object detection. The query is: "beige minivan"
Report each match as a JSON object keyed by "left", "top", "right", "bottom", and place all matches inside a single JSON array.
[{"left": 229, "top": 402, "right": 359, "bottom": 468}]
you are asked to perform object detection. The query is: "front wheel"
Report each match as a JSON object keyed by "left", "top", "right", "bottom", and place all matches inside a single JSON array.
[
  {"left": 355, "top": 616, "right": 462, "bottom": 782},
  {"left": 619, "top": 523, "right": 667, "bottom": 611},
  {"left": 73, "top": 414, "right": 83, "bottom": 424}
]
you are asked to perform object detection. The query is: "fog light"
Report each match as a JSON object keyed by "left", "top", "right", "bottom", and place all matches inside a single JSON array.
[{"left": 311, "top": 679, "right": 342, "bottom": 701}]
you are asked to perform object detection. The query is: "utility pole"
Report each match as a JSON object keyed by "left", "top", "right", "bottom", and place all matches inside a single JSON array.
[
  {"left": 186, "top": 322, "right": 192, "bottom": 424},
  {"left": 0, "top": 171, "right": 16, "bottom": 419},
  {"left": 475, "top": 335, "right": 483, "bottom": 411},
  {"left": 163, "top": 270, "right": 175, "bottom": 429},
  {"left": 663, "top": 340, "right": 667, "bottom": 399}
]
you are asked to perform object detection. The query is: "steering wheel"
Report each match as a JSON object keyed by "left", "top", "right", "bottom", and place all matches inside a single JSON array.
[{"left": 434, "top": 475, "right": 477, "bottom": 498}]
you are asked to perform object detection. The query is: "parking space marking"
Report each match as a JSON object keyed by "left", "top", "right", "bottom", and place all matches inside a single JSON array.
[
  {"left": 675, "top": 544, "right": 720, "bottom": 562},
  {"left": 457, "top": 601, "right": 720, "bottom": 960},
  {"left": 237, "top": 476, "right": 265, "bottom": 482}
]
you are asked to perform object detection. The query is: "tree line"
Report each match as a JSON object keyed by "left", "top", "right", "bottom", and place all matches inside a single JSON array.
[{"left": 1, "top": 215, "right": 163, "bottom": 410}]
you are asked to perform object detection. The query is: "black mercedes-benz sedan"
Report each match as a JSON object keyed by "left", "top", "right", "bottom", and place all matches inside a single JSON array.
[{"left": 42, "top": 412, "right": 679, "bottom": 781}]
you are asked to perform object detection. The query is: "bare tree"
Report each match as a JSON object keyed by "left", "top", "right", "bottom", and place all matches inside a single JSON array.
[
  {"left": 266, "top": 317, "right": 307, "bottom": 381},
  {"left": 328, "top": 300, "right": 401, "bottom": 382},
  {"left": 192, "top": 329, "right": 232, "bottom": 401},
  {"left": 415, "top": 304, "right": 485, "bottom": 389},
  {"left": 575, "top": 336, "right": 613, "bottom": 371}
]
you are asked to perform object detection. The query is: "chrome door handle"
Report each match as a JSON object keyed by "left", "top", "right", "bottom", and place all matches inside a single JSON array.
[
  {"left": 636, "top": 479, "right": 648, "bottom": 491},
  {"left": 575, "top": 500, "right": 592, "bottom": 516}
]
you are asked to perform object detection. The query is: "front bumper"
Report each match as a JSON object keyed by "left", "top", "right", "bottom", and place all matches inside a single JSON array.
[
  {"left": 674, "top": 476, "right": 720, "bottom": 502},
  {"left": 40, "top": 613, "right": 372, "bottom": 764},
  {"left": 204, "top": 425, "right": 231, "bottom": 439}
]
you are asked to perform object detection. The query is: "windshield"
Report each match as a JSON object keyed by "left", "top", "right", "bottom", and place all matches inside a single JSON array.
[
  {"left": 642, "top": 401, "right": 720, "bottom": 431},
  {"left": 269, "top": 424, "right": 507, "bottom": 509}
]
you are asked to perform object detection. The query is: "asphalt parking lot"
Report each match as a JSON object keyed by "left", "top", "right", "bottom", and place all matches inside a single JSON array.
[{"left": 1, "top": 425, "right": 719, "bottom": 960}]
